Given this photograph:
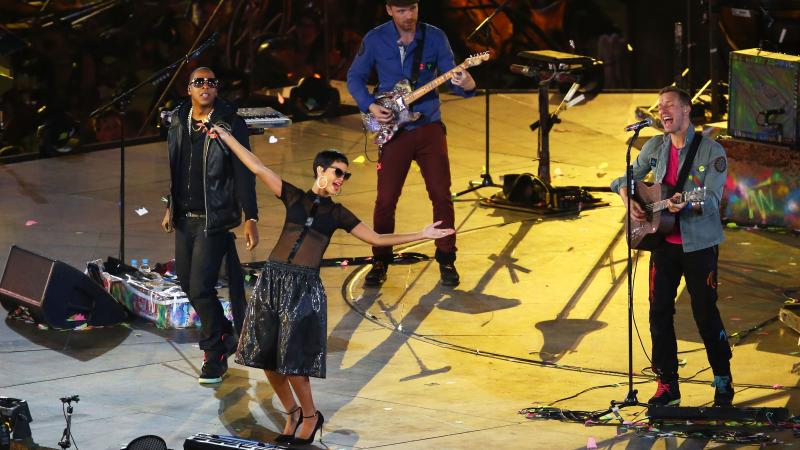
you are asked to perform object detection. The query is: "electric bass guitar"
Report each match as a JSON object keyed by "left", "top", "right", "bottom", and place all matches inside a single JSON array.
[
  {"left": 361, "top": 51, "right": 490, "bottom": 147},
  {"left": 628, "top": 181, "right": 706, "bottom": 250}
]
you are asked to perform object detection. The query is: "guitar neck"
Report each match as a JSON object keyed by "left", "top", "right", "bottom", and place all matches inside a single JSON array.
[
  {"left": 648, "top": 192, "right": 688, "bottom": 213},
  {"left": 402, "top": 65, "right": 463, "bottom": 105},
  {"left": 649, "top": 198, "right": 673, "bottom": 213}
]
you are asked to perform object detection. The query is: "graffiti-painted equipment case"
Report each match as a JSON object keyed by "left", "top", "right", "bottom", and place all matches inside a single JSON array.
[{"left": 728, "top": 49, "right": 800, "bottom": 147}]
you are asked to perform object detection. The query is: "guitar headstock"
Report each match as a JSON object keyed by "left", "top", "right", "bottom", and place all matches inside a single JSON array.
[
  {"left": 683, "top": 186, "right": 706, "bottom": 205},
  {"left": 462, "top": 51, "right": 491, "bottom": 68}
]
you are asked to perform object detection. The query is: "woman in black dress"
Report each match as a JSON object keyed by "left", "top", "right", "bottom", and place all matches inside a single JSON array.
[{"left": 210, "top": 124, "right": 454, "bottom": 445}]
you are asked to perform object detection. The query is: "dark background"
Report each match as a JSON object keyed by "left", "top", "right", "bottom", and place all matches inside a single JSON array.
[{"left": 1, "top": 0, "right": 798, "bottom": 160}]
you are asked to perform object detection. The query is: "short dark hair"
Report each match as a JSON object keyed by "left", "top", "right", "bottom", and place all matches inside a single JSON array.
[
  {"left": 658, "top": 86, "right": 691, "bottom": 106},
  {"left": 387, "top": 0, "right": 419, "bottom": 6},
  {"left": 312, "top": 149, "right": 348, "bottom": 177},
  {"left": 189, "top": 66, "right": 215, "bottom": 82}
]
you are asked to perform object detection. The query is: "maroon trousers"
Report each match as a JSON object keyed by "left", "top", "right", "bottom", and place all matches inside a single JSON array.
[{"left": 373, "top": 122, "right": 456, "bottom": 262}]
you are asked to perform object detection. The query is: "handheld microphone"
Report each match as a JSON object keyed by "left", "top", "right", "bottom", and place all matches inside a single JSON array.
[{"left": 624, "top": 117, "right": 653, "bottom": 132}]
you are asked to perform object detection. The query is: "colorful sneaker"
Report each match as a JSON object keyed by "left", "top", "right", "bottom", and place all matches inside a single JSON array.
[
  {"left": 711, "top": 375, "right": 734, "bottom": 407},
  {"left": 648, "top": 379, "right": 681, "bottom": 406},
  {"left": 198, "top": 352, "right": 227, "bottom": 384}
]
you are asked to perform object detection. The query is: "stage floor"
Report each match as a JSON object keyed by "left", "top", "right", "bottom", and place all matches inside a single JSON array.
[{"left": 1, "top": 92, "right": 798, "bottom": 449}]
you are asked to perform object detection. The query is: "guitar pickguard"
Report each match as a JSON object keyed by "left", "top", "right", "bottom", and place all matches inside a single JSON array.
[{"left": 361, "top": 79, "right": 423, "bottom": 146}]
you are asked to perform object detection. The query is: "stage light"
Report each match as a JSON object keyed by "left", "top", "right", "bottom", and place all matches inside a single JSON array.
[{"left": 36, "top": 111, "right": 79, "bottom": 157}]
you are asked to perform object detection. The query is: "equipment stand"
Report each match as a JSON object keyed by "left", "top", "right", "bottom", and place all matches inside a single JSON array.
[
  {"left": 455, "top": 88, "right": 501, "bottom": 197},
  {"left": 591, "top": 128, "right": 649, "bottom": 420},
  {"left": 481, "top": 69, "right": 608, "bottom": 214},
  {"left": 58, "top": 395, "right": 79, "bottom": 449}
]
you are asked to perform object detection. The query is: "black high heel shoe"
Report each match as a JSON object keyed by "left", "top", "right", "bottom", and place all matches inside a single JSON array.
[
  {"left": 274, "top": 406, "right": 303, "bottom": 443},
  {"left": 290, "top": 410, "right": 324, "bottom": 446}
]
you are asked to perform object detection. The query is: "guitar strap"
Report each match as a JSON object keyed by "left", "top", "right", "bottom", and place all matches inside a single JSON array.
[
  {"left": 407, "top": 23, "right": 426, "bottom": 113},
  {"left": 670, "top": 132, "right": 702, "bottom": 197},
  {"left": 409, "top": 23, "right": 427, "bottom": 89}
]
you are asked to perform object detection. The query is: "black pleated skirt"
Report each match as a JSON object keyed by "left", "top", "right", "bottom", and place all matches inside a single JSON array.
[{"left": 235, "top": 260, "right": 327, "bottom": 378}]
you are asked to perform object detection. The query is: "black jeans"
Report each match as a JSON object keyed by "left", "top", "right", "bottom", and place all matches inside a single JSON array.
[
  {"left": 175, "top": 217, "right": 233, "bottom": 354},
  {"left": 649, "top": 243, "right": 732, "bottom": 380}
]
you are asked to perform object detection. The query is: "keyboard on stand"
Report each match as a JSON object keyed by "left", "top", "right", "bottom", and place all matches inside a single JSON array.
[
  {"left": 159, "top": 106, "right": 291, "bottom": 131},
  {"left": 238, "top": 107, "right": 291, "bottom": 129}
]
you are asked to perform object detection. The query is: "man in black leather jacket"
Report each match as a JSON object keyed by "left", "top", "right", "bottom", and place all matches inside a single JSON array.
[{"left": 162, "top": 67, "right": 259, "bottom": 384}]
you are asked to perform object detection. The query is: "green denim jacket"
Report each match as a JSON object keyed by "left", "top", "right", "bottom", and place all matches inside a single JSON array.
[{"left": 610, "top": 130, "right": 728, "bottom": 253}]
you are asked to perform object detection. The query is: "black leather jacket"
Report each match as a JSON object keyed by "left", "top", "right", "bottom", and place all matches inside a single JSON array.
[{"left": 167, "top": 98, "right": 258, "bottom": 235}]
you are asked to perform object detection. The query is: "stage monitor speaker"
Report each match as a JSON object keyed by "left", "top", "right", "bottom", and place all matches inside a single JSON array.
[
  {"left": 779, "top": 302, "right": 800, "bottom": 334},
  {"left": 0, "top": 245, "right": 127, "bottom": 329},
  {"left": 728, "top": 48, "right": 800, "bottom": 147}
]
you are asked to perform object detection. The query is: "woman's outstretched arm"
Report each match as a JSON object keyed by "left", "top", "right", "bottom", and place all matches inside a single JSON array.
[
  {"left": 350, "top": 221, "right": 455, "bottom": 247},
  {"left": 210, "top": 124, "right": 282, "bottom": 196}
]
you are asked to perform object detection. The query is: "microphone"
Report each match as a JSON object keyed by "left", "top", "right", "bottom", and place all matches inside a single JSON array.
[
  {"left": 763, "top": 107, "right": 785, "bottom": 116},
  {"left": 186, "top": 32, "right": 219, "bottom": 62},
  {"left": 624, "top": 117, "right": 653, "bottom": 132},
  {"left": 509, "top": 64, "right": 537, "bottom": 77}
]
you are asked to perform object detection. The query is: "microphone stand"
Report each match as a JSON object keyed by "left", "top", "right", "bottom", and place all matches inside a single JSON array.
[
  {"left": 90, "top": 32, "right": 218, "bottom": 262},
  {"left": 591, "top": 127, "right": 649, "bottom": 420},
  {"left": 58, "top": 395, "right": 79, "bottom": 449},
  {"left": 455, "top": 0, "right": 514, "bottom": 198}
]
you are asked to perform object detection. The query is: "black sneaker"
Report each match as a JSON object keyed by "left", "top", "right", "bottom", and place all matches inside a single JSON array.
[
  {"left": 711, "top": 375, "right": 734, "bottom": 407},
  {"left": 198, "top": 352, "right": 227, "bottom": 384},
  {"left": 439, "top": 263, "right": 460, "bottom": 287},
  {"left": 648, "top": 379, "right": 681, "bottom": 406},
  {"left": 364, "top": 261, "right": 388, "bottom": 287}
]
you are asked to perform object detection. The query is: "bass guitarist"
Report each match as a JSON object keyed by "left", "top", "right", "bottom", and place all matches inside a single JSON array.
[
  {"left": 611, "top": 86, "right": 732, "bottom": 407},
  {"left": 346, "top": 0, "right": 476, "bottom": 288}
]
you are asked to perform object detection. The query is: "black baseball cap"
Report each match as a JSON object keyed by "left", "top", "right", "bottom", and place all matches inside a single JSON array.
[{"left": 387, "top": 0, "right": 418, "bottom": 6}]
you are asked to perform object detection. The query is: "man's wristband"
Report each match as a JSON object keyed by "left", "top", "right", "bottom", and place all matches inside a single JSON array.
[{"left": 246, "top": 218, "right": 258, "bottom": 223}]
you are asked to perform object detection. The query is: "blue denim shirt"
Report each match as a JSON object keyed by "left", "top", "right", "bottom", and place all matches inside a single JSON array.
[
  {"left": 346, "top": 21, "right": 475, "bottom": 129},
  {"left": 610, "top": 131, "right": 728, "bottom": 253}
]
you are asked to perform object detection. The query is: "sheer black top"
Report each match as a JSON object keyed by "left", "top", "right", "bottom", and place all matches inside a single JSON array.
[{"left": 268, "top": 181, "right": 361, "bottom": 268}]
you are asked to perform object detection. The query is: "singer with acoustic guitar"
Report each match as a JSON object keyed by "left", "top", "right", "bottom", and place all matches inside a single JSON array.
[
  {"left": 346, "top": 0, "right": 477, "bottom": 288},
  {"left": 611, "top": 86, "right": 733, "bottom": 407}
]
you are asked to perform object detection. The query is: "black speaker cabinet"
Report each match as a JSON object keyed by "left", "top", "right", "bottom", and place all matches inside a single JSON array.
[{"left": 0, "top": 246, "right": 127, "bottom": 329}]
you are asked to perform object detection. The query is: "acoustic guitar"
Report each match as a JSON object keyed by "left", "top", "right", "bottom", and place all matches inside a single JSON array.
[{"left": 628, "top": 181, "right": 706, "bottom": 250}]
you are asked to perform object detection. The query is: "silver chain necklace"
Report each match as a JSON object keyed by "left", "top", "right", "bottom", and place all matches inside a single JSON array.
[{"left": 187, "top": 105, "right": 214, "bottom": 133}]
